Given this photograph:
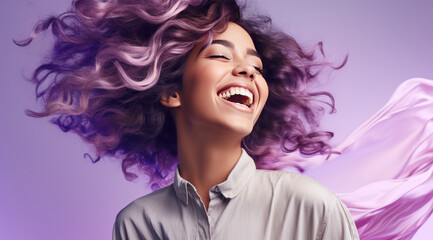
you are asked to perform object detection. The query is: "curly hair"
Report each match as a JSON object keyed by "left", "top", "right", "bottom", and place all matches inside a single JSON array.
[{"left": 18, "top": 0, "right": 342, "bottom": 189}]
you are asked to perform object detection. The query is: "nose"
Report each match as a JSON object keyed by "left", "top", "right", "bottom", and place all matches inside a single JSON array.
[{"left": 232, "top": 61, "right": 256, "bottom": 81}]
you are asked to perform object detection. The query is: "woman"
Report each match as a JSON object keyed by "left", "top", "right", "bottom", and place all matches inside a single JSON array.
[
  {"left": 112, "top": 19, "right": 358, "bottom": 239},
  {"left": 27, "top": 0, "right": 433, "bottom": 239}
]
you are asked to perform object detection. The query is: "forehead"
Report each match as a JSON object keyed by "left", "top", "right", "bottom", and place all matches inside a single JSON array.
[
  {"left": 187, "top": 22, "right": 258, "bottom": 61},
  {"left": 212, "top": 22, "right": 256, "bottom": 50}
]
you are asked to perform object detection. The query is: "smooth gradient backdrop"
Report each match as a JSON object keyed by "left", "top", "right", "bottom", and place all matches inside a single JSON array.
[{"left": 1, "top": 0, "right": 433, "bottom": 239}]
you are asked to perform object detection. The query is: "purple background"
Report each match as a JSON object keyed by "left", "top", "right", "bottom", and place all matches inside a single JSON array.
[{"left": 1, "top": 0, "right": 432, "bottom": 239}]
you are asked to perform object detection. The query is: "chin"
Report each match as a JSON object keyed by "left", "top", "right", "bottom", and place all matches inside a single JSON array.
[{"left": 226, "top": 122, "right": 254, "bottom": 137}]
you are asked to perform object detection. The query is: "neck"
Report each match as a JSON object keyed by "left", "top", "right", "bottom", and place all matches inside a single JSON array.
[{"left": 176, "top": 123, "right": 244, "bottom": 210}]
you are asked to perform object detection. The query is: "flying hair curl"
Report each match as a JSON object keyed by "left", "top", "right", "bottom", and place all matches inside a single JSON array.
[{"left": 19, "top": 0, "right": 344, "bottom": 190}]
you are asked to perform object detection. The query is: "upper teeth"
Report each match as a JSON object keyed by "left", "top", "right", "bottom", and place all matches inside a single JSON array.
[{"left": 218, "top": 87, "right": 254, "bottom": 106}]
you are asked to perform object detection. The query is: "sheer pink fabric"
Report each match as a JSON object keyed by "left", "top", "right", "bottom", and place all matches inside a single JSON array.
[
  {"left": 332, "top": 78, "right": 433, "bottom": 239},
  {"left": 280, "top": 78, "right": 433, "bottom": 239}
]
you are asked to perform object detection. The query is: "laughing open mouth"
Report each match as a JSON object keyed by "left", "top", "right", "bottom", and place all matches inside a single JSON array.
[{"left": 218, "top": 87, "right": 254, "bottom": 108}]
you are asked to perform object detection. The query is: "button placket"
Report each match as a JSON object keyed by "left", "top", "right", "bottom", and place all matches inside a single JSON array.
[
  {"left": 208, "top": 193, "right": 215, "bottom": 236},
  {"left": 188, "top": 185, "right": 211, "bottom": 239}
]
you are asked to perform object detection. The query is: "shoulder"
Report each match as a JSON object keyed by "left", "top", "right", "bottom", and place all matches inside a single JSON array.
[
  {"left": 113, "top": 184, "right": 177, "bottom": 239},
  {"left": 256, "top": 170, "right": 335, "bottom": 197},
  {"left": 255, "top": 169, "right": 337, "bottom": 206},
  {"left": 254, "top": 170, "right": 359, "bottom": 239},
  {"left": 115, "top": 184, "right": 175, "bottom": 225}
]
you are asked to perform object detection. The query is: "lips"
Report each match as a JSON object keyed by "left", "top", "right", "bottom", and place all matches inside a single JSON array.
[
  {"left": 217, "top": 81, "right": 256, "bottom": 108},
  {"left": 217, "top": 86, "right": 254, "bottom": 107}
]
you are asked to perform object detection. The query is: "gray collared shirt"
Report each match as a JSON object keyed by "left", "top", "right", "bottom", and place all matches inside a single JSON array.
[{"left": 113, "top": 149, "right": 359, "bottom": 240}]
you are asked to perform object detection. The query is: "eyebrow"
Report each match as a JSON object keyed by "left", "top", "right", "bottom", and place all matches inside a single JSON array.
[{"left": 198, "top": 39, "right": 262, "bottom": 59}]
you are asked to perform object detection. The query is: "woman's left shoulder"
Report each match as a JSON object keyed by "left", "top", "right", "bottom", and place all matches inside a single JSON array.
[{"left": 256, "top": 169, "right": 338, "bottom": 205}]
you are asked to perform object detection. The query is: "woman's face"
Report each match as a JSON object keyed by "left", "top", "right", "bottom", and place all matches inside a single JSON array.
[{"left": 177, "top": 22, "right": 269, "bottom": 137}]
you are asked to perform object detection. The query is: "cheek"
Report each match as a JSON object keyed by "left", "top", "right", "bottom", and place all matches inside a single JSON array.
[
  {"left": 258, "top": 79, "right": 269, "bottom": 105},
  {"left": 254, "top": 79, "right": 269, "bottom": 120},
  {"left": 181, "top": 66, "right": 218, "bottom": 112},
  {"left": 185, "top": 63, "right": 226, "bottom": 94}
]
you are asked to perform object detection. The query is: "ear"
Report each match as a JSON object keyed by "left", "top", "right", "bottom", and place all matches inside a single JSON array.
[{"left": 160, "top": 91, "right": 181, "bottom": 108}]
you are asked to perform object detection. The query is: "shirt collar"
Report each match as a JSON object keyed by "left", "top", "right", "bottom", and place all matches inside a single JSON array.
[{"left": 173, "top": 149, "right": 256, "bottom": 205}]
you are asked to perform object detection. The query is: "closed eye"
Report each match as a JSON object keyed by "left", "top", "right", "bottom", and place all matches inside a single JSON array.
[
  {"left": 254, "top": 66, "right": 263, "bottom": 74},
  {"left": 208, "top": 55, "right": 230, "bottom": 60},
  {"left": 209, "top": 55, "right": 263, "bottom": 74}
]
